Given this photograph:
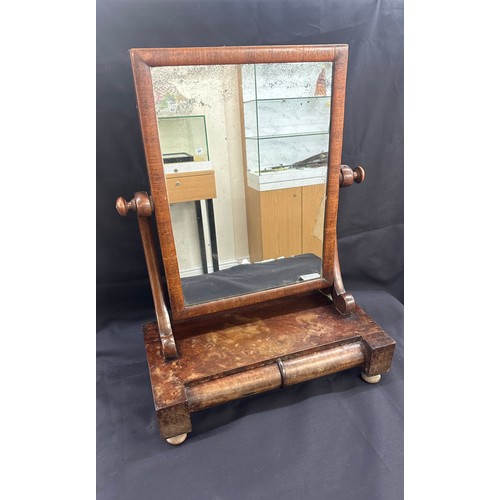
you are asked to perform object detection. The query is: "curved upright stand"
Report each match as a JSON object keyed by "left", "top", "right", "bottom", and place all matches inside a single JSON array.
[
  {"left": 116, "top": 192, "right": 178, "bottom": 359},
  {"left": 332, "top": 165, "right": 365, "bottom": 315}
]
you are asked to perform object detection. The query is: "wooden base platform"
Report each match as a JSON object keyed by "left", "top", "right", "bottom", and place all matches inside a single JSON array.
[{"left": 143, "top": 291, "right": 395, "bottom": 441}]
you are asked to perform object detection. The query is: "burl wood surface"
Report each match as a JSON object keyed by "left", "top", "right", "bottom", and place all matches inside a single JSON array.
[{"left": 143, "top": 291, "right": 395, "bottom": 439}]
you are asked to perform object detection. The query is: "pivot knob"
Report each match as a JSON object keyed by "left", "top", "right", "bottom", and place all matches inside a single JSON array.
[
  {"left": 116, "top": 192, "right": 154, "bottom": 217},
  {"left": 339, "top": 165, "right": 365, "bottom": 188},
  {"left": 116, "top": 197, "right": 137, "bottom": 216}
]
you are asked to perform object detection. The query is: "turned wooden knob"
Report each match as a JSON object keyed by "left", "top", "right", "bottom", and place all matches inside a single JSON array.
[
  {"left": 340, "top": 165, "right": 365, "bottom": 188},
  {"left": 353, "top": 165, "right": 365, "bottom": 183},
  {"left": 116, "top": 197, "right": 137, "bottom": 216},
  {"left": 116, "top": 192, "right": 154, "bottom": 217}
]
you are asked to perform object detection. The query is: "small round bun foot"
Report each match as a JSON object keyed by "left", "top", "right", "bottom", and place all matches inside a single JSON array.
[
  {"left": 166, "top": 433, "right": 188, "bottom": 445},
  {"left": 361, "top": 372, "right": 381, "bottom": 384}
]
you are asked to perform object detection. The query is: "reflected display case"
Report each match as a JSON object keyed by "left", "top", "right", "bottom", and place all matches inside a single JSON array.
[
  {"left": 240, "top": 63, "right": 332, "bottom": 261},
  {"left": 157, "top": 115, "right": 211, "bottom": 174},
  {"left": 241, "top": 62, "right": 331, "bottom": 192}
]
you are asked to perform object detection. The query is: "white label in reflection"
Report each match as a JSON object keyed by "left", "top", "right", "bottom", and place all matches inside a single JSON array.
[{"left": 299, "top": 273, "right": 321, "bottom": 281}]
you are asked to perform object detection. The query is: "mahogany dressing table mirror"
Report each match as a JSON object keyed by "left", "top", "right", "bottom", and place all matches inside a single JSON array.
[{"left": 116, "top": 45, "right": 395, "bottom": 445}]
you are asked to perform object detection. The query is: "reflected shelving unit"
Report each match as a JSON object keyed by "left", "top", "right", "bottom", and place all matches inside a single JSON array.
[{"left": 239, "top": 63, "right": 332, "bottom": 262}]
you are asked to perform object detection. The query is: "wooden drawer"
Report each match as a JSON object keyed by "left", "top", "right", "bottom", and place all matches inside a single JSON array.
[{"left": 165, "top": 170, "right": 217, "bottom": 204}]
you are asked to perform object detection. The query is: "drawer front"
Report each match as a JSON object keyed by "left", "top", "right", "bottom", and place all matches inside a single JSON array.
[{"left": 186, "top": 342, "right": 366, "bottom": 412}]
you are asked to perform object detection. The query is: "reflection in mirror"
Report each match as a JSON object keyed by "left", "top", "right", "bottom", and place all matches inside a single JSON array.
[{"left": 151, "top": 62, "right": 332, "bottom": 305}]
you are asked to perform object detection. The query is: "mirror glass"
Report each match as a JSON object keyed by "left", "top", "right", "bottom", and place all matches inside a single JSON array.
[{"left": 151, "top": 62, "right": 332, "bottom": 305}]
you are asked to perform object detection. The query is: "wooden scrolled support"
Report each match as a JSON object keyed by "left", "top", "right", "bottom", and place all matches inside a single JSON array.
[
  {"left": 333, "top": 292, "right": 356, "bottom": 315},
  {"left": 331, "top": 165, "right": 366, "bottom": 314},
  {"left": 329, "top": 226, "right": 356, "bottom": 315},
  {"left": 116, "top": 192, "right": 178, "bottom": 359},
  {"left": 332, "top": 233, "right": 356, "bottom": 315}
]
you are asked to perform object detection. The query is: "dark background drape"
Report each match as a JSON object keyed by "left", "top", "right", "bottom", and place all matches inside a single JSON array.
[{"left": 97, "top": 1, "right": 403, "bottom": 498}]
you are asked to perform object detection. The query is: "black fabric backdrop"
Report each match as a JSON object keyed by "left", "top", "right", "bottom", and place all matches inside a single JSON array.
[{"left": 96, "top": 1, "right": 403, "bottom": 498}]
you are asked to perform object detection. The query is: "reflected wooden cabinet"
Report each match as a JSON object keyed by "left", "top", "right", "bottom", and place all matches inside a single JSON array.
[
  {"left": 165, "top": 170, "right": 216, "bottom": 204},
  {"left": 117, "top": 44, "right": 395, "bottom": 446},
  {"left": 244, "top": 184, "right": 324, "bottom": 261}
]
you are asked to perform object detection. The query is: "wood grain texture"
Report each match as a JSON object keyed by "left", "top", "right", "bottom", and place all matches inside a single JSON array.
[
  {"left": 130, "top": 51, "right": 185, "bottom": 318},
  {"left": 130, "top": 45, "right": 347, "bottom": 321},
  {"left": 187, "top": 364, "right": 282, "bottom": 412},
  {"left": 187, "top": 342, "right": 366, "bottom": 412},
  {"left": 143, "top": 291, "right": 394, "bottom": 425},
  {"left": 156, "top": 404, "right": 192, "bottom": 440},
  {"left": 131, "top": 45, "right": 342, "bottom": 67},
  {"left": 170, "top": 292, "right": 375, "bottom": 383},
  {"left": 362, "top": 330, "right": 396, "bottom": 376},
  {"left": 138, "top": 215, "right": 177, "bottom": 359},
  {"left": 281, "top": 342, "right": 365, "bottom": 386},
  {"left": 116, "top": 191, "right": 177, "bottom": 358},
  {"left": 165, "top": 170, "right": 217, "bottom": 203},
  {"left": 327, "top": 49, "right": 356, "bottom": 315},
  {"left": 322, "top": 46, "right": 347, "bottom": 286}
]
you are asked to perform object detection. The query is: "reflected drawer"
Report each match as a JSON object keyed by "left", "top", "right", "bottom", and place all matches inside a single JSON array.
[{"left": 165, "top": 170, "right": 217, "bottom": 204}]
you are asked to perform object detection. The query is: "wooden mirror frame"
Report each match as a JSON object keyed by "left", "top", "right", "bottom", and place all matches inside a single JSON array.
[{"left": 130, "top": 44, "right": 349, "bottom": 321}]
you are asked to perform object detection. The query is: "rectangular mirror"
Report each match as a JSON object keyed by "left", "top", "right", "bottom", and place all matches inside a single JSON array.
[
  {"left": 130, "top": 46, "right": 346, "bottom": 319},
  {"left": 152, "top": 62, "right": 331, "bottom": 306}
]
